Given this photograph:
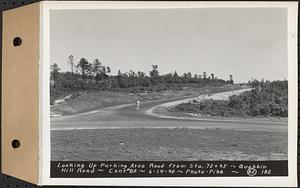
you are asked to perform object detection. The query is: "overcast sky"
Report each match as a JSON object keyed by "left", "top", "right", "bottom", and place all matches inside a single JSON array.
[{"left": 50, "top": 8, "right": 287, "bottom": 83}]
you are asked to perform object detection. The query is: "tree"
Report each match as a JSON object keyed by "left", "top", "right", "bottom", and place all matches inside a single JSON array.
[
  {"left": 102, "top": 66, "right": 106, "bottom": 75},
  {"left": 106, "top": 66, "right": 111, "bottom": 74},
  {"left": 50, "top": 63, "right": 60, "bottom": 87},
  {"left": 76, "top": 58, "right": 91, "bottom": 79},
  {"left": 229, "top": 74, "right": 234, "bottom": 84},
  {"left": 203, "top": 72, "right": 207, "bottom": 80},
  {"left": 106, "top": 66, "right": 112, "bottom": 88},
  {"left": 92, "top": 58, "right": 103, "bottom": 83},
  {"left": 211, "top": 73, "right": 215, "bottom": 80},
  {"left": 138, "top": 71, "right": 145, "bottom": 77},
  {"left": 183, "top": 73, "right": 188, "bottom": 78},
  {"left": 117, "top": 70, "right": 122, "bottom": 76},
  {"left": 150, "top": 65, "right": 159, "bottom": 77},
  {"left": 129, "top": 70, "right": 136, "bottom": 77},
  {"left": 251, "top": 79, "right": 261, "bottom": 89},
  {"left": 173, "top": 71, "right": 179, "bottom": 82},
  {"left": 67, "top": 55, "right": 74, "bottom": 73},
  {"left": 91, "top": 59, "right": 111, "bottom": 83},
  {"left": 149, "top": 65, "right": 159, "bottom": 84}
]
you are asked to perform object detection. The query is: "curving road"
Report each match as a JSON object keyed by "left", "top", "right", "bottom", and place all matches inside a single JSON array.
[{"left": 51, "top": 95, "right": 287, "bottom": 132}]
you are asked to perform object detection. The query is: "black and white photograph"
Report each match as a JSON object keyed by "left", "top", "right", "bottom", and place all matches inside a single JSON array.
[{"left": 45, "top": 1, "right": 297, "bottom": 185}]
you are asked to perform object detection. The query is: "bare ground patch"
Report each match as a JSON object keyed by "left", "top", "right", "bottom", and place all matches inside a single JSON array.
[{"left": 51, "top": 128, "right": 287, "bottom": 161}]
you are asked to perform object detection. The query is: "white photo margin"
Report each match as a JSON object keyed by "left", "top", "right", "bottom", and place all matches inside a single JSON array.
[{"left": 39, "top": 1, "right": 298, "bottom": 186}]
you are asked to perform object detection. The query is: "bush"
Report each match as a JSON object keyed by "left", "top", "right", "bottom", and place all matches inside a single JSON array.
[{"left": 172, "top": 80, "right": 288, "bottom": 118}]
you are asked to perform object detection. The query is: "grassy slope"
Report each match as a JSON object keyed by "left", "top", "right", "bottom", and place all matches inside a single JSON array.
[{"left": 51, "top": 84, "right": 245, "bottom": 115}]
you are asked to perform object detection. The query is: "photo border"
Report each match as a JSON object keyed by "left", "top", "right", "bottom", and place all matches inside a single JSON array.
[{"left": 40, "top": 1, "right": 298, "bottom": 186}]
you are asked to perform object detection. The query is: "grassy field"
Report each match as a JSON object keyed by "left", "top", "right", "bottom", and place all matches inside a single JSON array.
[{"left": 51, "top": 128, "right": 287, "bottom": 161}]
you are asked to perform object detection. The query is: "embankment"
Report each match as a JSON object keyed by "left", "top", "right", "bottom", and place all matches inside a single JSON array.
[
  {"left": 146, "top": 88, "right": 287, "bottom": 123},
  {"left": 50, "top": 84, "right": 247, "bottom": 116}
]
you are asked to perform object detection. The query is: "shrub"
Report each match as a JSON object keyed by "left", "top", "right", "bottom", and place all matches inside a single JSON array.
[{"left": 172, "top": 80, "right": 288, "bottom": 118}]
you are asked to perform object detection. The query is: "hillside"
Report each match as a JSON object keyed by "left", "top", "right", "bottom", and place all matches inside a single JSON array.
[
  {"left": 50, "top": 85, "right": 245, "bottom": 116},
  {"left": 171, "top": 80, "right": 288, "bottom": 118}
]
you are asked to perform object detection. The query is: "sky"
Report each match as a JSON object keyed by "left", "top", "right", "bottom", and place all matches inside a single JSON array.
[{"left": 50, "top": 8, "right": 287, "bottom": 83}]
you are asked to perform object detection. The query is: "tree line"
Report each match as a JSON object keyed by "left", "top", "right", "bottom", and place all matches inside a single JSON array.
[{"left": 50, "top": 56, "right": 234, "bottom": 103}]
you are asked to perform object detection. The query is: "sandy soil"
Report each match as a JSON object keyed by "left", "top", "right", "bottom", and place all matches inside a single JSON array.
[{"left": 150, "top": 88, "right": 252, "bottom": 108}]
